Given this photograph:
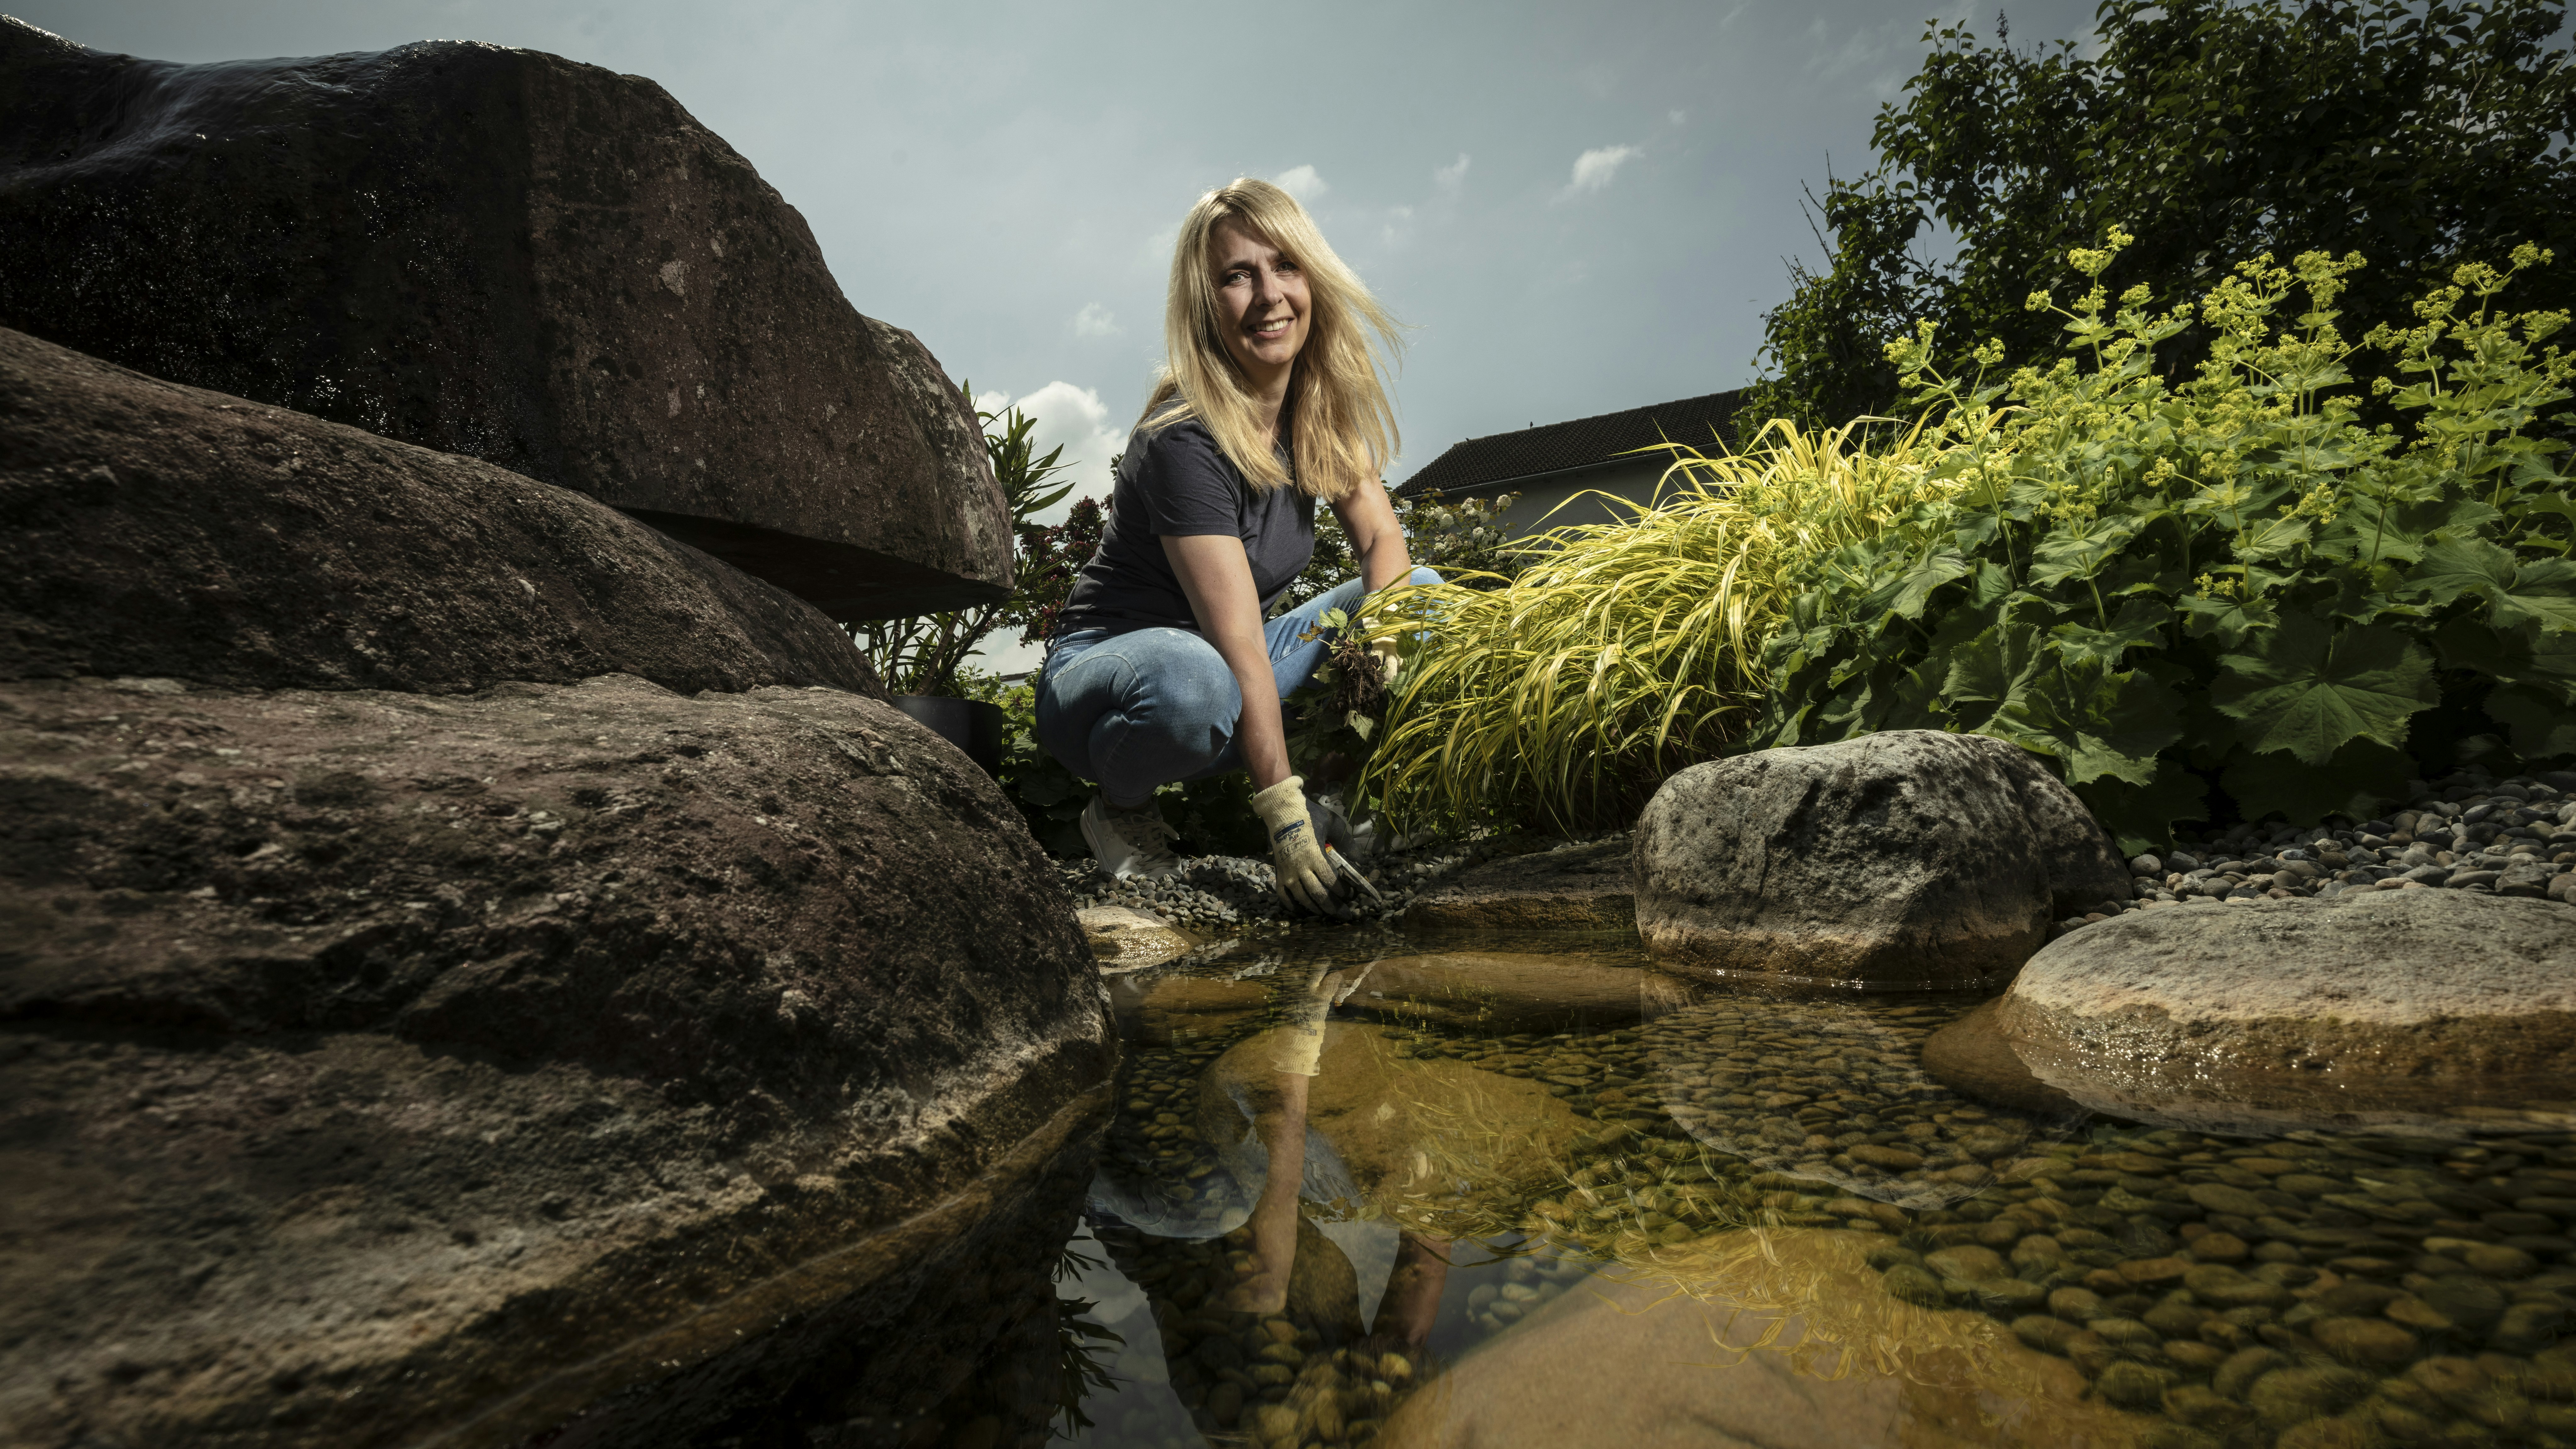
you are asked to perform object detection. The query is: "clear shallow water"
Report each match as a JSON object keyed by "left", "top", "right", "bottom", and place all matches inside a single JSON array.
[{"left": 1039, "top": 934, "right": 2576, "bottom": 1449}]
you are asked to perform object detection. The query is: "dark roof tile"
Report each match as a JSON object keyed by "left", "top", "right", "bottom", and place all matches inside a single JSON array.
[{"left": 1395, "top": 388, "right": 1748, "bottom": 498}]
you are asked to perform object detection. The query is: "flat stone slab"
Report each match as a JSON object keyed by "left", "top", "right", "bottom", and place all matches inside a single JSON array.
[
  {"left": 1340, "top": 949, "right": 1646, "bottom": 1034},
  {"left": 1401, "top": 840, "right": 1636, "bottom": 933},
  {"left": 1078, "top": 906, "right": 1196, "bottom": 972},
  {"left": 1995, "top": 889, "right": 2576, "bottom": 1135}
]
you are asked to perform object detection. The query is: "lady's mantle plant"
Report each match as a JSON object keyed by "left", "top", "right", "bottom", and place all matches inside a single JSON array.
[{"left": 1749, "top": 233, "right": 2576, "bottom": 850}]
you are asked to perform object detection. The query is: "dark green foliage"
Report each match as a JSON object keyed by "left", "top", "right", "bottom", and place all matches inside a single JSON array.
[
  {"left": 1747, "top": 238, "right": 2576, "bottom": 852},
  {"left": 1749, "top": 0, "right": 2576, "bottom": 431}
]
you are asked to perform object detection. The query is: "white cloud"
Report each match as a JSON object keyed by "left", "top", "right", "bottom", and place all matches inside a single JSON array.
[
  {"left": 984, "top": 380, "right": 1127, "bottom": 523},
  {"left": 1433, "top": 153, "right": 1471, "bottom": 195},
  {"left": 1272, "top": 164, "right": 1328, "bottom": 202},
  {"left": 1668, "top": 108, "right": 1687, "bottom": 126},
  {"left": 1381, "top": 203, "right": 1416, "bottom": 248},
  {"left": 1564, "top": 144, "right": 1641, "bottom": 197},
  {"left": 1071, "top": 302, "right": 1119, "bottom": 337}
]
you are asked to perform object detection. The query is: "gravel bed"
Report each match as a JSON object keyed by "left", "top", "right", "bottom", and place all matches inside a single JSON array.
[{"left": 2058, "top": 766, "right": 2576, "bottom": 939}]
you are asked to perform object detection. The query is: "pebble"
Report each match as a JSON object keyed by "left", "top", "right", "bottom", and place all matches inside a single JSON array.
[{"left": 2061, "top": 767, "right": 2576, "bottom": 938}]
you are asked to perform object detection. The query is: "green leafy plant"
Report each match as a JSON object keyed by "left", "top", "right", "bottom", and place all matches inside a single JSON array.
[
  {"left": 1751, "top": 0, "right": 2576, "bottom": 432},
  {"left": 1750, "top": 234, "right": 2576, "bottom": 851},
  {"left": 1361, "top": 426, "right": 1949, "bottom": 835},
  {"left": 851, "top": 388, "right": 1075, "bottom": 695}
]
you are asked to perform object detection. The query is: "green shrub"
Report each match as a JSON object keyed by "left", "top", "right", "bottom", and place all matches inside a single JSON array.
[
  {"left": 1751, "top": 0, "right": 2576, "bottom": 431},
  {"left": 1363, "top": 423, "right": 1951, "bottom": 836},
  {"left": 1748, "top": 235, "right": 2575, "bottom": 851}
]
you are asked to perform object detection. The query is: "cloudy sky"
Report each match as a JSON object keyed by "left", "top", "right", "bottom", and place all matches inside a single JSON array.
[{"left": 23, "top": 0, "right": 2103, "bottom": 666}]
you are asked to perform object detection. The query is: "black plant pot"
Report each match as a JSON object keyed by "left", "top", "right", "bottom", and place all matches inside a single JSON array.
[{"left": 892, "top": 695, "right": 1008, "bottom": 778}]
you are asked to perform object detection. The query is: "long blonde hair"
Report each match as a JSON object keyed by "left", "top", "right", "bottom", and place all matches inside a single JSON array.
[{"left": 1140, "top": 178, "right": 1402, "bottom": 502}]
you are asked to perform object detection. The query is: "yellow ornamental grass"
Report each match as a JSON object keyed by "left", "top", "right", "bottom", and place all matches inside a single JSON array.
[{"left": 1365, "top": 419, "right": 1951, "bottom": 833}]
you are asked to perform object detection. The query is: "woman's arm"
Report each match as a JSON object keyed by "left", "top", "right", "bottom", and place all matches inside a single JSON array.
[
  {"left": 1164, "top": 534, "right": 1293, "bottom": 790},
  {"left": 1332, "top": 481, "right": 1414, "bottom": 592}
]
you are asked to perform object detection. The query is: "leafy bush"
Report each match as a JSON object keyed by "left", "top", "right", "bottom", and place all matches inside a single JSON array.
[
  {"left": 1751, "top": 0, "right": 2576, "bottom": 431},
  {"left": 1363, "top": 426, "right": 1951, "bottom": 835},
  {"left": 1748, "top": 236, "right": 2575, "bottom": 851}
]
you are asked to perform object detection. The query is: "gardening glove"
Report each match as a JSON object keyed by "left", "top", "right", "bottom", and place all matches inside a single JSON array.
[
  {"left": 1271, "top": 960, "right": 1377, "bottom": 1075},
  {"left": 1362, "top": 613, "right": 1407, "bottom": 692},
  {"left": 1254, "top": 774, "right": 1352, "bottom": 919}
]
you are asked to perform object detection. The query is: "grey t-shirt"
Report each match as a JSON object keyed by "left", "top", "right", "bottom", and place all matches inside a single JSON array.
[{"left": 1056, "top": 418, "right": 1315, "bottom": 635}]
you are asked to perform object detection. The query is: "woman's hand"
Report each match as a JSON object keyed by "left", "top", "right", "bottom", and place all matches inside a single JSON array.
[
  {"left": 1332, "top": 482, "right": 1419, "bottom": 687},
  {"left": 1164, "top": 533, "right": 1292, "bottom": 790}
]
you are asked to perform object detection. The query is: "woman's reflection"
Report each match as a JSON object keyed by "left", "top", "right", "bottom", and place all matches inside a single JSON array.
[{"left": 1227, "top": 959, "right": 1451, "bottom": 1352}]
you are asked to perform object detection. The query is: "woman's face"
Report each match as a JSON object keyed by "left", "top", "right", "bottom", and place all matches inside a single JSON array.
[{"left": 1209, "top": 217, "right": 1309, "bottom": 391}]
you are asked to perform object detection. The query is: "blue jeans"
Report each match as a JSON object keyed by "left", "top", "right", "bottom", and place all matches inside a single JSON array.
[{"left": 1035, "top": 567, "right": 1441, "bottom": 805}]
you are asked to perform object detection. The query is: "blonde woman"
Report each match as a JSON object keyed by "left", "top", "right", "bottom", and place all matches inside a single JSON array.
[{"left": 1034, "top": 178, "right": 1432, "bottom": 915}]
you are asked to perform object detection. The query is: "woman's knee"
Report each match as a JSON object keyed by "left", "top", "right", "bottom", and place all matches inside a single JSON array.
[{"left": 1147, "top": 648, "right": 1243, "bottom": 735}]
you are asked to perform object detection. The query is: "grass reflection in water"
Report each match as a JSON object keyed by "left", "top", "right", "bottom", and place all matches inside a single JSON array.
[{"left": 1052, "top": 935, "right": 2576, "bottom": 1449}]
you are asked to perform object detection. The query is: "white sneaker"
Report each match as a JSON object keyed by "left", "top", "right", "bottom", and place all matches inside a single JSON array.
[{"left": 1081, "top": 794, "right": 1181, "bottom": 880}]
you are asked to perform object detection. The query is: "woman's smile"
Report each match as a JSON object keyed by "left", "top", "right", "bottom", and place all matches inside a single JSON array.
[{"left": 1211, "top": 216, "right": 1310, "bottom": 389}]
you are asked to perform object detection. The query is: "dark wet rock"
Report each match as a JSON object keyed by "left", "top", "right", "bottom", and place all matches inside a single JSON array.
[
  {"left": 0, "top": 19, "right": 1009, "bottom": 620},
  {"left": 1632, "top": 731, "right": 2129, "bottom": 987},
  {"left": 0, "top": 327, "right": 883, "bottom": 699},
  {"left": 1402, "top": 839, "right": 1635, "bottom": 933},
  {"left": 0, "top": 674, "right": 1112, "bottom": 1448},
  {"left": 1994, "top": 890, "right": 2576, "bottom": 1134},
  {"left": 2247, "top": 1365, "right": 2375, "bottom": 1431},
  {"left": 1918, "top": 998, "right": 2083, "bottom": 1118}
]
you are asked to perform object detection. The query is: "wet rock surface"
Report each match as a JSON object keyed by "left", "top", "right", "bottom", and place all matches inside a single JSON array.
[
  {"left": 1399, "top": 839, "right": 1634, "bottom": 934},
  {"left": 0, "top": 326, "right": 883, "bottom": 698},
  {"left": 0, "top": 673, "right": 1111, "bottom": 1447},
  {"left": 1921, "top": 999, "right": 2085, "bottom": 1119},
  {"left": 0, "top": 18, "right": 1009, "bottom": 619},
  {"left": 1998, "top": 889, "right": 2576, "bottom": 1134},
  {"left": 1079, "top": 905, "right": 1198, "bottom": 972},
  {"left": 1633, "top": 731, "right": 2129, "bottom": 987}
]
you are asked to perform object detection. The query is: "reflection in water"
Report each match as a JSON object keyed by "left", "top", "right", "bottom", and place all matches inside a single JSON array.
[
  {"left": 493, "top": 929, "right": 2562, "bottom": 1449},
  {"left": 1043, "top": 935, "right": 2576, "bottom": 1449},
  {"left": 1636, "top": 979, "right": 2089, "bottom": 1210}
]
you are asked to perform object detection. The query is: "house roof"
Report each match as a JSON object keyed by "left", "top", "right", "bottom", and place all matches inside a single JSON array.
[{"left": 1394, "top": 387, "right": 1749, "bottom": 499}]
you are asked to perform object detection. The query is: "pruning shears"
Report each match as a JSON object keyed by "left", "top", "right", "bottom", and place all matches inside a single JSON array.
[{"left": 1324, "top": 845, "right": 1384, "bottom": 903}]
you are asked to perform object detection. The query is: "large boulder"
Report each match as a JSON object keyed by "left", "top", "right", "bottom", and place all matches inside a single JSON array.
[
  {"left": 1994, "top": 890, "right": 2576, "bottom": 1134},
  {"left": 0, "top": 326, "right": 885, "bottom": 697},
  {"left": 1632, "top": 731, "right": 2130, "bottom": 988},
  {"left": 0, "top": 672, "right": 1113, "bottom": 1447},
  {"left": 0, "top": 18, "right": 1008, "bottom": 620}
]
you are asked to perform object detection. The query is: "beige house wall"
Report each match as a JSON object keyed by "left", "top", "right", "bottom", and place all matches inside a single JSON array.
[{"left": 1443, "top": 457, "right": 1679, "bottom": 539}]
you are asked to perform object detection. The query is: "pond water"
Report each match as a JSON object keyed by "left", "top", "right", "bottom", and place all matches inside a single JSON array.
[{"left": 1027, "top": 932, "right": 2576, "bottom": 1449}]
